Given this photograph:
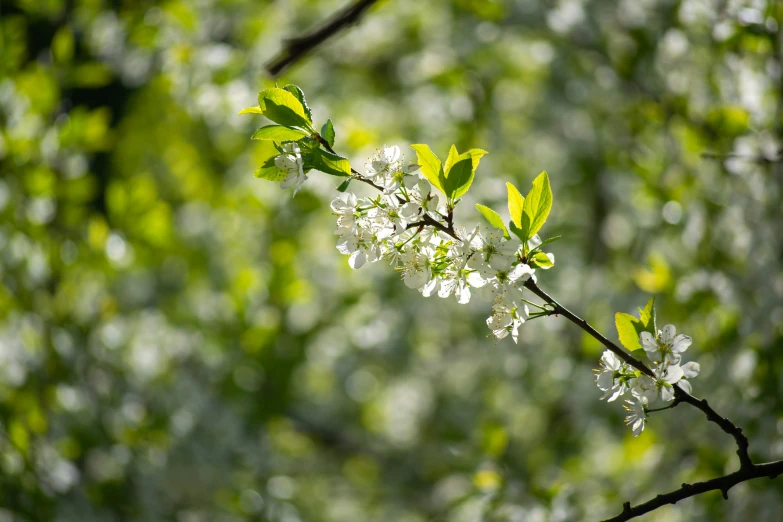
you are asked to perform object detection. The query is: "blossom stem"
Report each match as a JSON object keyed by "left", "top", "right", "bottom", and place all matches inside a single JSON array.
[
  {"left": 396, "top": 228, "right": 421, "bottom": 249},
  {"left": 645, "top": 404, "right": 676, "bottom": 414},
  {"left": 518, "top": 297, "right": 547, "bottom": 311}
]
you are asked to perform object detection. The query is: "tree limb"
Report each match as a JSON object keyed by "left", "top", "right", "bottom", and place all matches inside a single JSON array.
[
  {"left": 267, "top": 0, "right": 381, "bottom": 77},
  {"left": 522, "top": 278, "right": 773, "bottom": 520},
  {"left": 601, "top": 460, "right": 783, "bottom": 522}
]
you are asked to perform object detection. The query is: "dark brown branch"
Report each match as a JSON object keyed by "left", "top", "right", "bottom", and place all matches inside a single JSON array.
[
  {"left": 523, "top": 279, "right": 654, "bottom": 377},
  {"left": 522, "top": 278, "right": 769, "bottom": 519},
  {"left": 267, "top": 0, "right": 381, "bottom": 76},
  {"left": 672, "top": 392, "right": 752, "bottom": 470},
  {"left": 601, "top": 459, "right": 783, "bottom": 522}
]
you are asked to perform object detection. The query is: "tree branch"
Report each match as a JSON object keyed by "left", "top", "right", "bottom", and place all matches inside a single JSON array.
[
  {"left": 522, "top": 279, "right": 654, "bottom": 377},
  {"left": 673, "top": 392, "right": 752, "bottom": 470},
  {"left": 522, "top": 278, "right": 770, "bottom": 519},
  {"left": 601, "top": 459, "right": 783, "bottom": 522},
  {"left": 266, "top": 0, "right": 381, "bottom": 77}
]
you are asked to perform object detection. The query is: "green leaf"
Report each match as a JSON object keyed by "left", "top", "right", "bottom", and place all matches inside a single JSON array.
[
  {"left": 254, "top": 156, "right": 286, "bottom": 181},
  {"left": 282, "top": 84, "right": 313, "bottom": 123},
  {"left": 529, "top": 251, "right": 554, "bottom": 269},
  {"left": 337, "top": 178, "right": 352, "bottom": 192},
  {"left": 257, "top": 88, "right": 311, "bottom": 129},
  {"left": 251, "top": 125, "right": 309, "bottom": 141},
  {"left": 508, "top": 222, "right": 526, "bottom": 242},
  {"left": 521, "top": 171, "right": 552, "bottom": 240},
  {"left": 443, "top": 158, "right": 473, "bottom": 200},
  {"left": 443, "top": 148, "right": 486, "bottom": 200},
  {"left": 615, "top": 312, "right": 643, "bottom": 351},
  {"left": 476, "top": 204, "right": 510, "bottom": 239},
  {"left": 309, "top": 149, "right": 351, "bottom": 176},
  {"left": 443, "top": 145, "right": 460, "bottom": 173},
  {"left": 239, "top": 106, "right": 264, "bottom": 115},
  {"left": 321, "top": 119, "right": 335, "bottom": 147},
  {"left": 638, "top": 297, "right": 656, "bottom": 335},
  {"left": 506, "top": 182, "right": 524, "bottom": 228},
  {"left": 410, "top": 144, "right": 446, "bottom": 194},
  {"left": 538, "top": 235, "right": 562, "bottom": 248}
]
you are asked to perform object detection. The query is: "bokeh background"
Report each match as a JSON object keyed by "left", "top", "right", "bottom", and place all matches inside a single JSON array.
[{"left": 1, "top": 0, "right": 783, "bottom": 521}]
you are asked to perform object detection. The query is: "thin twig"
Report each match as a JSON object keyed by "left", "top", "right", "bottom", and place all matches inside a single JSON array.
[
  {"left": 523, "top": 279, "right": 654, "bottom": 377},
  {"left": 267, "top": 0, "right": 381, "bottom": 76},
  {"left": 600, "top": 460, "right": 783, "bottom": 522}
]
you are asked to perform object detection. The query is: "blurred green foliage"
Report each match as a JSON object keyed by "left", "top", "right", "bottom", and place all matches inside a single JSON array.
[{"left": 1, "top": 1, "right": 782, "bottom": 521}]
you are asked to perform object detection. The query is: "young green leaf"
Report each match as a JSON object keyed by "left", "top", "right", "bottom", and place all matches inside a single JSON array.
[
  {"left": 538, "top": 235, "right": 562, "bottom": 248},
  {"left": 239, "top": 106, "right": 264, "bottom": 115},
  {"left": 257, "top": 88, "right": 311, "bottom": 129},
  {"left": 337, "top": 178, "right": 352, "bottom": 192},
  {"left": 529, "top": 251, "right": 554, "bottom": 269},
  {"left": 615, "top": 312, "right": 643, "bottom": 351},
  {"left": 476, "top": 204, "right": 510, "bottom": 239},
  {"left": 282, "top": 84, "right": 313, "bottom": 123},
  {"left": 506, "top": 182, "right": 525, "bottom": 228},
  {"left": 254, "top": 156, "right": 286, "bottom": 181},
  {"left": 321, "top": 119, "right": 335, "bottom": 147},
  {"left": 508, "top": 222, "right": 526, "bottom": 242},
  {"left": 410, "top": 144, "right": 446, "bottom": 194},
  {"left": 521, "top": 171, "right": 552, "bottom": 240},
  {"left": 251, "top": 125, "right": 309, "bottom": 141},
  {"left": 638, "top": 297, "right": 656, "bottom": 334},
  {"left": 309, "top": 149, "right": 351, "bottom": 176},
  {"left": 444, "top": 145, "right": 460, "bottom": 173},
  {"left": 443, "top": 148, "right": 486, "bottom": 200}
]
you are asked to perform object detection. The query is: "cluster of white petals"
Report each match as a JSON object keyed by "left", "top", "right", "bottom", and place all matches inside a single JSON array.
[
  {"left": 276, "top": 143, "right": 307, "bottom": 195},
  {"left": 595, "top": 324, "right": 700, "bottom": 436},
  {"left": 330, "top": 145, "right": 553, "bottom": 342}
]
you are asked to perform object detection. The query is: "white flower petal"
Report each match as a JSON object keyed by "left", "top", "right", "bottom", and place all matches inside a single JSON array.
[
  {"left": 349, "top": 250, "right": 366, "bottom": 269},
  {"left": 661, "top": 364, "right": 684, "bottom": 384},
  {"left": 661, "top": 324, "right": 676, "bottom": 345},
  {"left": 640, "top": 331, "right": 658, "bottom": 352},
  {"left": 670, "top": 334, "right": 692, "bottom": 353},
  {"left": 508, "top": 263, "right": 534, "bottom": 282},
  {"left": 596, "top": 371, "right": 614, "bottom": 392},
  {"left": 681, "top": 361, "right": 700, "bottom": 378}
]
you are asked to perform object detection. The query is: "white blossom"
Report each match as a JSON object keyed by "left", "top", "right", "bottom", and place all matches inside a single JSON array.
[
  {"left": 365, "top": 145, "right": 402, "bottom": 183},
  {"left": 486, "top": 294, "right": 528, "bottom": 343},
  {"left": 624, "top": 398, "right": 648, "bottom": 437},
  {"left": 595, "top": 350, "right": 632, "bottom": 402},
  {"left": 276, "top": 143, "right": 307, "bottom": 195},
  {"left": 640, "top": 324, "right": 692, "bottom": 365},
  {"left": 400, "top": 250, "right": 432, "bottom": 290}
]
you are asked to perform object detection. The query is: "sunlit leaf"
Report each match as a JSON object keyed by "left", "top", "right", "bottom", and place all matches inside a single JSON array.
[
  {"left": 257, "top": 88, "right": 311, "bottom": 129},
  {"left": 321, "top": 119, "right": 335, "bottom": 147},
  {"left": 251, "top": 125, "right": 309, "bottom": 141},
  {"left": 521, "top": 171, "right": 552, "bottom": 240},
  {"left": 410, "top": 144, "right": 446, "bottom": 194},
  {"left": 616, "top": 312, "right": 643, "bottom": 351},
  {"left": 476, "top": 204, "right": 510, "bottom": 239}
]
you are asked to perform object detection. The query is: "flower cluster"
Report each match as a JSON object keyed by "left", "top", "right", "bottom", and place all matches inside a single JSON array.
[
  {"left": 595, "top": 324, "right": 700, "bottom": 436},
  {"left": 330, "top": 145, "right": 552, "bottom": 342}
]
